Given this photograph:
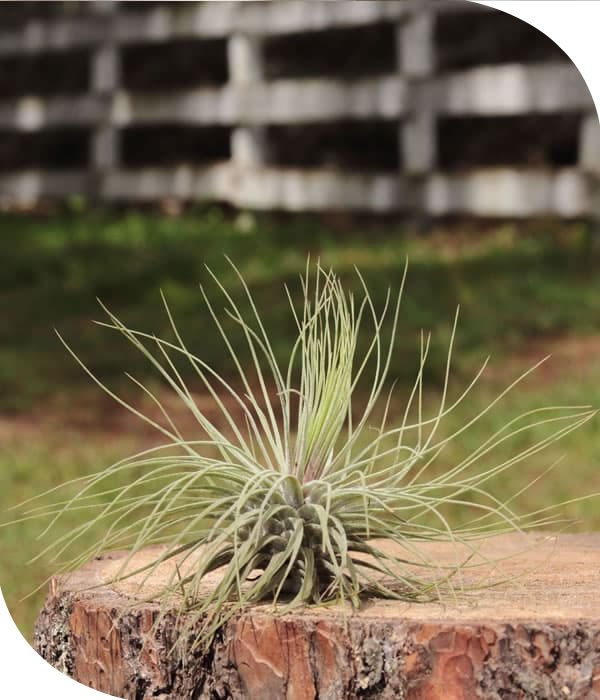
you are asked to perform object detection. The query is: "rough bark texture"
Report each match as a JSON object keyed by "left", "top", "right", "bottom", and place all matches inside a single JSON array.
[{"left": 33, "top": 533, "right": 600, "bottom": 699}]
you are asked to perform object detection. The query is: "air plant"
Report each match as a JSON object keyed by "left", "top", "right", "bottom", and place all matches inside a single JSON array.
[{"left": 11, "top": 259, "right": 596, "bottom": 655}]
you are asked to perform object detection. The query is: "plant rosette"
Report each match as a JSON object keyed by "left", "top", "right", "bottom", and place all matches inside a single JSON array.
[{"left": 8, "top": 259, "right": 597, "bottom": 656}]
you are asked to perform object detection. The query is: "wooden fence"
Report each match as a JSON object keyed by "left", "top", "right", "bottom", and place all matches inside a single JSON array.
[{"left": 0, "top": 0, "right": 598, "bottom": 217}]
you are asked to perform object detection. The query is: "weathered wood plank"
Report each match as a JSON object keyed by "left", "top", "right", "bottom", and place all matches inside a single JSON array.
[
  {"left": 426, "top": 168, "right": 589, "bottom": 217},
  {"left": 0, "top": 171, "right": 89, "bottom": 205},
  {"left": 419, "top": 63, "right": 594, "bottom": 116},
  {"left": 102, "top": 166, "right": 405, "bottom": 212},
  {"left": 0, "top": 2, "right": 409, "bottom": 56},
  {"left": 0, "top": 96, "right": 102, "bottom": 130},
  {"left": 111, "top": 76, "right": 405, "bottom": 127}
]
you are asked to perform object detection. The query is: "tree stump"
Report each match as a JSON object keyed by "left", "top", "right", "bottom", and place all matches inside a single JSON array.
[{"left": 33, "top": 533, "right": 600, "bottom": 699}]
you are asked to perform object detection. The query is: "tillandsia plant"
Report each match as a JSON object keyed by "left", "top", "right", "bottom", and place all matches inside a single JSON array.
[{"left": 10, "top": 259, "right": 597, "bottom": 655}]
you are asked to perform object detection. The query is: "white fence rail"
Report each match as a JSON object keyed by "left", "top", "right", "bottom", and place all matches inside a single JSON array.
[{"left": 0, "top": 0, "right": 598, "bottom": 217}]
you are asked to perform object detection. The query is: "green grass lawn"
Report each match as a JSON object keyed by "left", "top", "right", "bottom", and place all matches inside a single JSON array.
[{"left": 2, "top": 208, "right": 600, "bottom": 642}]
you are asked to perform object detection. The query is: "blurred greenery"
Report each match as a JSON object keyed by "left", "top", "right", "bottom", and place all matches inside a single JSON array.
[
  {"left": 2, "top": 206, "right": 600, "bottom": 641},
  {"left": 1, "top": 206, "right": 600, "bottom": 410}
]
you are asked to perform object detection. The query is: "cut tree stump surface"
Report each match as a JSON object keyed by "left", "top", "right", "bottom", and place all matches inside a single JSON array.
[{"left": 34, "top": 533, "right": 600, "bottom": 699}]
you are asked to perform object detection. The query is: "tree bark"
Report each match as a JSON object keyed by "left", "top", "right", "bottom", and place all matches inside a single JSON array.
[{"left": 33, "top": 533, "right": 600, "bottom": 699}]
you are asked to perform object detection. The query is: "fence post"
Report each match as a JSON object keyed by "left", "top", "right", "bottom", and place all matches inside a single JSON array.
[
  {"left": 90, "top": 1, "right": 120, "bottom": 203},
  {"left": 227, "top": 33, "right": 269, "bottom": 169},
  {"left": 398, "top": 5, "right": 436, "bottom": 224},
  {"left": 580, "top": 113, "right": 600, "bottom": 250}
]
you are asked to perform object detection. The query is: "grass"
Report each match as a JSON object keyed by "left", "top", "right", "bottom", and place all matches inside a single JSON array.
[
  {"left": 1, "top": 208, "right": 600, "bottom": 642},
  {"left": 1, "top": 207, "right": 600, "bottom": 409}
]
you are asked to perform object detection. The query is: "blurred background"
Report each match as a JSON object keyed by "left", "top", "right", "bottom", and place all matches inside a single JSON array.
[{"left": 2, "top": 0, "right": 600, "bottom": 640}]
